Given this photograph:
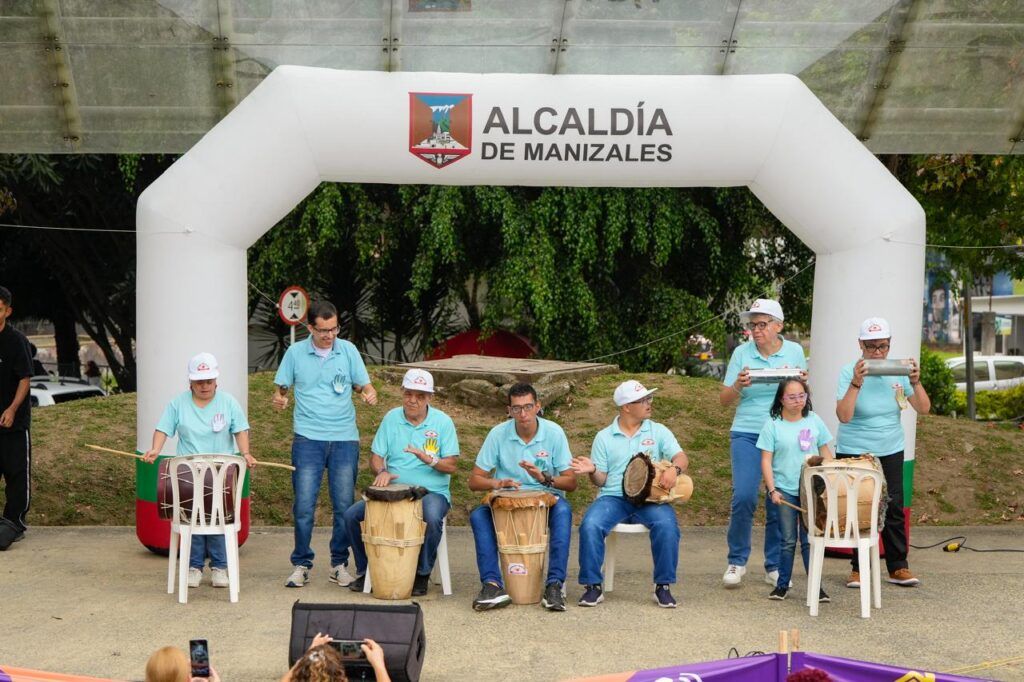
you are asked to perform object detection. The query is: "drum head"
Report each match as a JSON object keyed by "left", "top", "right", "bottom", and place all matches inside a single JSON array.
[
  {"left": 364, "top": 484, "right": 428, "bottom": 502},
  {"left": 486, "top": 490, "right": 558, "bottom": 509},
  {"left": 622, "top": 453, "right": 655, "bottom": 505}
]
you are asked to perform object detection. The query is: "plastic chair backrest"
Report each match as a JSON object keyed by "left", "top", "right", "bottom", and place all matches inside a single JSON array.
[
  {"left": 167, "top": 454, "right": 247, "bottom": 532},
  {"left": 803, "top": 465, "right": 883, "bottom": 546}
]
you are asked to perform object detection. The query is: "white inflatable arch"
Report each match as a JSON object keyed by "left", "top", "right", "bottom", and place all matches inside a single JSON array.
[{"left": 137, "top": 67, "right": 924, "bottom": 456}]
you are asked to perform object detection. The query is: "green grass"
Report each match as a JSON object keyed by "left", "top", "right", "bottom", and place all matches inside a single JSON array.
[{"left": 27, "top": 367, "right": 1024, "bottom": 528}]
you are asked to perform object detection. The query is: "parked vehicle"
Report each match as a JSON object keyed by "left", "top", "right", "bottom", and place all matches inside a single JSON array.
[
  {"left": 29, "top": 376, "right": 107, "bottom": 407},
  {"left": 945, "top": 356, "right": 1024, "bottom": 392}
]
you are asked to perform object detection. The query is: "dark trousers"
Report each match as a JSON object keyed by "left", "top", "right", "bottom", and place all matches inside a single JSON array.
[
  {"left": 837, "top": 450, "right": 908, "bottom": 572},
  {"left": 0, "top": 429, "right": 31, "bottom": 532}
]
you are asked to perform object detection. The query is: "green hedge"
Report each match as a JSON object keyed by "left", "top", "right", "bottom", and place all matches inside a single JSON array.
[
  {"left": 952, "top": 382, "right": 1024, "bottom": 421},
  {"left": 919, "top": 345, "right": 957, "bottom": 415}
]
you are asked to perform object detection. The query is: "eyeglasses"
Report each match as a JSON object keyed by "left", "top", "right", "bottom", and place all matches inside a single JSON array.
[
  {"left": 311, "top": 326, "right": 340, "bottom": 336},
  {"left": 863, "top": 343, "right": 890, "bottom": 353},
  {"left": 509, "top": 403, "right": 536, "bottom": 415},
  {"left": 745, "top": 321, "right": 773, "bottom": 331},
  {"left": 782, "top": 393, "right": 807, "bottom": 402},
  {"left": 630, "top": 396, "right": 654, "bottom": 406}
]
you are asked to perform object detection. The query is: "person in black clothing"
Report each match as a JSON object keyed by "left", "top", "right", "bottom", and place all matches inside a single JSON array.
[{"left": 0, "top": 285, "right": 32, "bottom": 542}]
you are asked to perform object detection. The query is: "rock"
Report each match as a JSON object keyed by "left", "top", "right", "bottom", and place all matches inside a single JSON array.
[
  {"left": 536, "top": 380, "right": 572, "bottom": 406},
  {"left": 447, "top": 379, "right": 507, "bottom": 408}
]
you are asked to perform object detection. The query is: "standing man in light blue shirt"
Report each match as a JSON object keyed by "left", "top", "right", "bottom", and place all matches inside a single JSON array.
[
  {"left": 467, "top": 383, "right": 576, "bottom": 613},
  {"left": 272, "top": 300, "right": 378, "bottom": 589},
  {"left": 344, "top": 368, "right": 459, "bottom": 597},
  {"left": 571, "top": 380, "right": 689, "bottom": 609},
  {"left": 719, "top": 299, "right": 807, "bottom": 589}
]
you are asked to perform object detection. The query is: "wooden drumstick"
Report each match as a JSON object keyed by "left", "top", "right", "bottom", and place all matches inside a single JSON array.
[
  {"left": 776, "top": 498, "right": 807, "bottom": 514},
  {"left": 84, "top": 444, "right": 296, "bottom": 471}
]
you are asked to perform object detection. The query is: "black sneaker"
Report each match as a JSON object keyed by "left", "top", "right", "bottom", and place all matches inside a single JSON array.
[
  {"left": 348, "top": 574, "right": 366, "bottom": 592},
  {"left": 542, "top": 581, "right": 566, "bottom": 612},
  {"left": 654, "top": 584, "right": 677, "bottom": 608},
  {"left": 577, "top": 584, "right": 604, "bottom": 607},
  {"left": 769, "top": 586, "right": 788, "bottom": 600},
  {"left": 818, "top": 588, "right": 830, "bottom": 603},
  {"left": 472, "top": 582, "right": 511, "bottom": 611},
  {"left": 412, "top": 573, "right": 430, "bottom": 597}
]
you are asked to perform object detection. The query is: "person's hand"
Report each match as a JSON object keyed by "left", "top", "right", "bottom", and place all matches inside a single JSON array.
[
  {"left": 570, "top": 457, "right": 596, "bottom": 475},
  {"left": 799, "top": 369, "right": 809, "bottom": 382},
  {"left": 658, "top": 465, "right": 677, "bottom": 489},
  {"left": 142, "top": 449, "right": 161, "bottom": 464},
  {"left": 404, "top": 445, "right": 429, "bottom": 463},
  {"left": 908, "top": 358, "right": 921, "bottom": 385},
  {"left": 0, "top": 407, "right": 15, "bottom": 428},
  {"left": 310, "top": 632, "right": 333, "bottom": 649},
  {"left": 805, "top": 455, "right": 824, "bottom": 467},
  {"left": 494, "top": 478, "right": 521, "bottom": 490},
  {"left": 192, "top": 666, "right": 220, "bottom": 682},
  {"left": 361, "top": 386, "right": 378, "bottom": 406},
  {"left": 853, "top": 359, "right": 868, "bottom": 385},
  {"left": 374, "top": 471, "right": 398, "bottom": 487},
  {"left": 736, "top": 367, "right": 752, "bottom": 389},
  {"left": 361, "top": 639, "right": 386, "bottom": 669},
  {"left": 518, "top": 460, "right": 544, "bottom": 482},
  {"left": 271, "top": 392, "right": 288, "bottom": 410},
  {"left": 769, "top": 489, "right": 782, "bottom": 505},
  {"left": 243, "top": 453, "right": 257, "bottom": 469}
]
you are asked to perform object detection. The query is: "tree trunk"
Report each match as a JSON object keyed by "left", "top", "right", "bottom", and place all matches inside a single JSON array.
[{"left": 52, "top": 298, "right": 80, "bottom": 377}]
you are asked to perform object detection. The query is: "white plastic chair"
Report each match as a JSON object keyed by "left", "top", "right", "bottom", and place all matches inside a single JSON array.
[
  {"left": 364, "top": 517, "right": 452, "bottom": 596},
  {"left": 165, "top": 454, "right": 247, "bottom": 604},
  {"left": 604, "top": 523, "right": 649, "bottom": 592},
  {"left": 803, "top": 464, "right": 883, "bottom": 618}
]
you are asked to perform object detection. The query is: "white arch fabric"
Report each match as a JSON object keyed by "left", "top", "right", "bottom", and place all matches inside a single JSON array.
[{"left": 136, "top": 67, "right": 924, "bottom": 459}]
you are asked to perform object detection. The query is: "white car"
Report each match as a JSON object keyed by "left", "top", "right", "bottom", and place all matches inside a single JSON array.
[
  {"left": 29, "top": 376, "right": 106, "bottom": 407},
  {"left": 945, "top": 356, "right": 1024, "bottom": 392}
]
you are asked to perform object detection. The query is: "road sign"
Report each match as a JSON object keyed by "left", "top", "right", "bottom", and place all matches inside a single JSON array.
[{"left": 277, "top": 285, "right": 309, "bottom": 326}]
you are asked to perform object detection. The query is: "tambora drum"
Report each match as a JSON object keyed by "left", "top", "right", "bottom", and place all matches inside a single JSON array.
[
  {"left": 622, "top": 453, "right": 693, "bottom": 506},
  {"left": 157, "top": 456, "right": 239, "bottom": 524},
  {"left": 483, "top": 489, "right": 558, "bottom": 605},
  {"left": 801, "top": 456, "right": 887, "bottom": 535},
  {"left": 361, "top": 484, "right": 428, "bottom": 600}
]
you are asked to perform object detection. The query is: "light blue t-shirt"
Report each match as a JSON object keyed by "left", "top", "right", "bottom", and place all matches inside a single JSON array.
[
  {"left": 591, "top": 417, "right": 682, "bottom": 499},
  {"left": 371, "top": 405, "right": 459, "bottom": 502},
  {"left": 475, "top": 417, "right": 573, "bottom": 496},
  {"left": 835, "top": 360, "right": 914, "bottom": 456},
  {"left": 274, "top": 337, "right": 371, "bottom": 442},
  {"left": 156, "top": 390, "right": 250, "bottom": 455},
  {"left": 756, "top": 411, "right": 832, "bottom": 496},
  {"left": 723, "top": 338, "right": 807, "bottom": 434}
]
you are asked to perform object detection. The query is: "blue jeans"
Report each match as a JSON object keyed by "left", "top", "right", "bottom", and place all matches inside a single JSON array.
[
  {"left": 290, "top": 436, "right": 359, "bottom": 569},
  {"left": 470, "top": 496, "right": 572, "bottom": 586},
  {"left": 726, "top": 431, "right": 781, "bottom": 571},
  {"left": 578, "top": 495, "right": 680, "bottom": 586},
  {"left": 344, "top": 493, "right": 450, "bottom": 577},
  {"left": 772, "top": 491, "right": 810, "bottom": 589},
  {"left": 189, "top": 534, "right": 227, "bottom": 570}
]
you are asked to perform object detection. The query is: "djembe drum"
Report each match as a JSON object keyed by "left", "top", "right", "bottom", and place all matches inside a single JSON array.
[
  {"left": 361, "top": 484, "right": 428, "bottom": 600},
  {"left": 483, "top": 490, "right": 559, "bottom": 604},
  {"left": 622, "top": 453, "right": 694, "bottom": 505},
  {"left": 801, "top": 456, "right": 888, "bottom": 535}
]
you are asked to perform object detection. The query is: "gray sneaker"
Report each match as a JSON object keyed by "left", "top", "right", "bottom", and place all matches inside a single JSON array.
[
  {"left": 473, "top": 582, "right": 511, "bottom": 611},
  {"left": 285, "top": 565, "right": 309, "bottom": 588},
  {"left": 187, "top": 567, "right": 203, "bottom": 588},
  {"left": 329, "top": 564, "right": 354, "bottom": 587},
  {"left": 211, "top": 567, "right": 229, "bottom": 588},
  {"left": 542, "top": 581, "right": 566, "bottom": 612}
]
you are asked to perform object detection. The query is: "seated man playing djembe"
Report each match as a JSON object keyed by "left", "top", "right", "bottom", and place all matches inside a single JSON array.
[
  {"left": 343, "top": 369, "right": 459, "bottom": 596},
  {"left": 467, "top": 383, "right": 577, "bottom": 612},
  {"left": 571, "top": 380, "right": 689, "bottom": 609}
]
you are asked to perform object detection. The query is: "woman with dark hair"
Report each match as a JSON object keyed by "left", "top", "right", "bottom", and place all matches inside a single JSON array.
[
  {"left": 281, "top": 633, "right": 390, "bottom": 682},
  {"left": 757, "top": 378, "right": 833, "bottom": 601}
]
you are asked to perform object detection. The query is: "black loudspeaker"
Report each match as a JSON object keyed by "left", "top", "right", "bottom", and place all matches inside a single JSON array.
[{"left": 289, "top": 601, "right": 425, "bottom": 682}]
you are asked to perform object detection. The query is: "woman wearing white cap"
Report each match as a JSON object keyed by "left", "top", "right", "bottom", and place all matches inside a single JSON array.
[
  {"left": 143, "top": 352, "right": 254, "bottom": 589},
  {"left": 719, "top": 299, "right": 807, "bottom": 588},
  {"left": 835, "top": 317, "right": 930, "bottom": 588}
]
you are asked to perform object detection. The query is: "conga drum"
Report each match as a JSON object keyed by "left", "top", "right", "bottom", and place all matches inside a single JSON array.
[
  {"left": 622, "top": 453, "right": 694, "bottom": 505},
  {"left": 484, "top": 490, "right": 559, "bottom": 605},
  {"left": 361, "top": 485, "right": 428, "bottom": 600},
  {"left": 801, "top": 456, "right": 888, "bottom": 535},
  {"left": 136, "top": 454, "right": 250, "bottom": 554}
]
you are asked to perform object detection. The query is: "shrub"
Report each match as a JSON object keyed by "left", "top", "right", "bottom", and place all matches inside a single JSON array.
[
  {"left": 961, "top": 383, "right": 1024, "bottom": 421},
  {"left": 919, "top": 345, "right": 957, "bottom": 415}
]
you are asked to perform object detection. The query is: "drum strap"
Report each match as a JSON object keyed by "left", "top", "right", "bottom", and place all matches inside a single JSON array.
[{"left": 497, "top": 543, "right": 547, "bottom": 554}]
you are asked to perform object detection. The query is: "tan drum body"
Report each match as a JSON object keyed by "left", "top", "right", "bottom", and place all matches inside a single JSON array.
[
  {"left": 487, "top": 490, "right": 557, "bottom": 605},
  {"left": 801, "top": 456, "right": 887, "bottom": 535},
  {"left": 622, "top": 453, "right": 693, "bottom": 505},
  {"left": 361, "top": 486, "right": 426, "bottom": 600},
  {"left": 157, "top": 458, "right": 238, "bottom": 524}
]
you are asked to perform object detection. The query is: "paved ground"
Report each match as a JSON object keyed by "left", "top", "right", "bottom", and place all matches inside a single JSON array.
[{"left": 1, "top": 525, "right": 1021, "bottom": 681}]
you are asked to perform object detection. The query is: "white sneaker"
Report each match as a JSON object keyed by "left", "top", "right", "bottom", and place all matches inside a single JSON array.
[
  {"left": 187, "top": 567, "right": 203, "bottom": 588},
  {"left": 285, "top": 565, "right": 309, "bottom": 588},
  {"left": 764, "top": 570, "right": 793, "bottom": 588},
  {"left": 211, "top": 568, "right": 229, "bottom": 588},
  {"left": 723, "top": 564, "right": 746, "bottom": 587},
  {"left": 329, "top": 564, "right": 354, "bottom": 587}
]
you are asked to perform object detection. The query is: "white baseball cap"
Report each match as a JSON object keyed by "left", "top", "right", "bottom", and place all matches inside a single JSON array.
[
  {"left": 188, "top": 352, "right": 219, "bottom": 381},
  {"left": 859, "top": 317, "right": 892, "bottom": 340},
  {"left": 613, "top": 380, "right": 658, "bottom": 407},
  {"left": 402, "top": 368, "right": 435, "bottom": 393},
  {"left": 739, "top": 298, "right": 784, "bottom": 322}
]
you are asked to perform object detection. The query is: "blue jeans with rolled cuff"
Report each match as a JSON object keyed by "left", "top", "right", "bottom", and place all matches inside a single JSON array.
[
  {"left": 577, "top": 495, "right": 680, "bottom": 586},
  {"left": 290, "top": 436, "right": 359, "bottom": 569}
]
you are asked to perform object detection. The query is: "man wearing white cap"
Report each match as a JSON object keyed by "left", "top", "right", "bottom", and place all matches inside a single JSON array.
[
  {"left": 571, "top": 379, "right": 688, "bottom": 608},
  {"left": 272, "top": 300, "right": 378, "bottom": 589},
  {"left": 836, "top": 317, "right": 930, "bottom": 588},
  {"left": 344, "top": 368, "right": 459, "bottom": 596},
  {"left": 719, "top": 298, "right": 807, "bottom": 588},
  {"left": 143, "top": 352, "right": 253, "bottom": 588}
]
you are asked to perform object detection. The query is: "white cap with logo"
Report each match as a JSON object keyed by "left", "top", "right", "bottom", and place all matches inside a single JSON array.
[
  {"left": 402, "top": 368, "right": 435, "bottom": 393},
  {"left": 859, "top": 317, "right": 891, "bottom": 340},
  {"left": 188, "top": 352, "right": 220, "bottom": 381},
  {"left": 739, "top": 298, "right": 784, "bottom": 322},
  {"left": 613, "top": 379, "right": 658, "bottom": 407}
]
